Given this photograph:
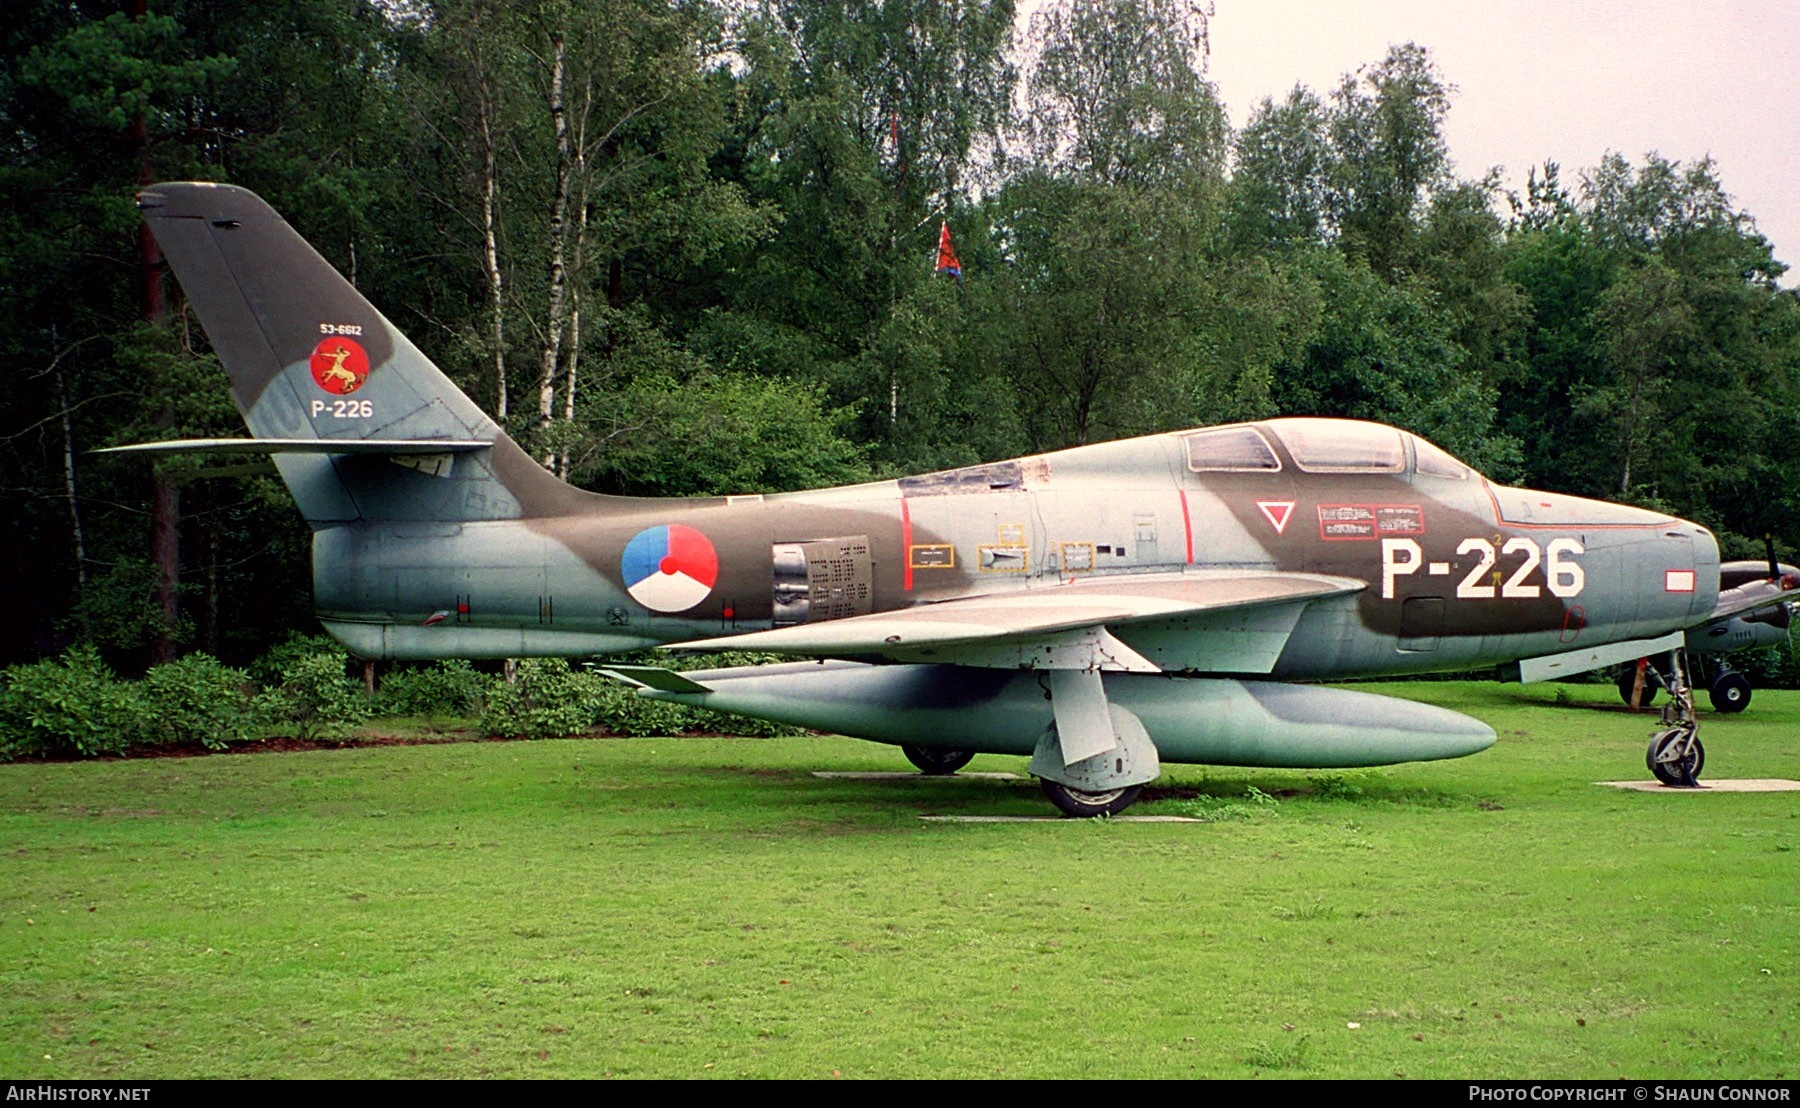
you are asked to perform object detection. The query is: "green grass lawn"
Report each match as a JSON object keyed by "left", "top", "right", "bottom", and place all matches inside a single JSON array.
[{"left": 1, "top": 680, "right": 1794, "bottom": 1079}]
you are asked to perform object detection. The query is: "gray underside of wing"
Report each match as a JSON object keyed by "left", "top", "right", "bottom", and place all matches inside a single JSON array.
[{"left": 672, "top": 571, "right": 1364, "bottom": 672}]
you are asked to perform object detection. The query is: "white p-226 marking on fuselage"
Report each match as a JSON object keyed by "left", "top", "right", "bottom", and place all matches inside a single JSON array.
[{"left": 1382, "top": 537, "right": 1585, "bottom": 600}]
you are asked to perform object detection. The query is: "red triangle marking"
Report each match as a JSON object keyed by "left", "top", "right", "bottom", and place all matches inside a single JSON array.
[{"left": 1257, "top": 500, "right": 1296, "bottom": 535}]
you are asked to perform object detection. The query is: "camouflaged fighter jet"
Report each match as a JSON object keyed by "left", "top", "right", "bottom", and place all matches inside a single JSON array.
[{"left": 115, "top": 182, "right": 1800, "bottom": 816}]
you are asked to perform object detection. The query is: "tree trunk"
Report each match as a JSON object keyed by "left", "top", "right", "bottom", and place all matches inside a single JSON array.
[
  {"left": 558, "top": 299, "right": 581, "bottom": 481},
  {"left": 55, "top": 363, "right": 86, "bottom": 590},
  {"left": 131, "top": 0, "right": 179, "bottom": 665},
  {"left": 556, "top": 85, "right": 594, "bottom": 481},
  {"left": 536, "top": 32, "right": 571, "bottom": 470},
  {"left": 480, "top": 90, "right": 507, "bottom": 420},
  {"left": 202, "top": 506, "right": 219, "bottom": 657},
  {"left": 148, "top": 479, "right": 180, "bottom": 665}
]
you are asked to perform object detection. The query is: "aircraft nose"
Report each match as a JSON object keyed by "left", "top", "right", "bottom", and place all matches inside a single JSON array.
[{"left": 1678, "top": 519, "right": 1722, "bottom": 622}]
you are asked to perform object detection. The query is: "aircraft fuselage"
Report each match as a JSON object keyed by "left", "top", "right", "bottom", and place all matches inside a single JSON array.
[{"left": 313, "top": 420, "right": 1718, "bottom": 681}]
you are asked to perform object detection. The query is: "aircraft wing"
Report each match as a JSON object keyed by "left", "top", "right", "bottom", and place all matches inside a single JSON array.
[
  {"left": 1702, "top": 575, "right": 1799, "bottom": 625},
  {"left": 672, "top": 571, "right": 1363, "bottom": 673}
]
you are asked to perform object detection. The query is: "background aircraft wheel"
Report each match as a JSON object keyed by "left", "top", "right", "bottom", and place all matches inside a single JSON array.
[
  {"left": 902, "top": 745, "right": 975, "bottom": 775},
  {"left": 1039, "top": 779, "right": 1142, "bottom": 817},
  {"left": 1617, "top": 666, "right": 1662, "bottom": 706},
  {"left": 1645, "top": 729, "right": 1704, "bottom": 787},
  {"left": 1708, "top": 673, "right": 1752, "bottom": 713}
]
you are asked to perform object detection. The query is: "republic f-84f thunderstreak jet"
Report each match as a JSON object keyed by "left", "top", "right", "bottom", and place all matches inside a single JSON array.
[{"left": 118, "top": 182, "right": 1797, "bottom": 815}]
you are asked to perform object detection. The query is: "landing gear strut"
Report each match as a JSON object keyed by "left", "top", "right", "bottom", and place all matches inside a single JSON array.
[{"left": 1644, "top": 649, "right": 1704, "bottom": 788}]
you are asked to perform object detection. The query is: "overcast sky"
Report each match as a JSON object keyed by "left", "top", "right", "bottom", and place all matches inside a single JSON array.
[{"left": 1024, "top": 0, "right": 1800, "bottom": 279}]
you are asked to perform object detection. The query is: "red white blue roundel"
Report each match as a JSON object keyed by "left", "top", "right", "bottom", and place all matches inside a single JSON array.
[{"left": 621, "top": 524, "right": 719, "bottom": 612}]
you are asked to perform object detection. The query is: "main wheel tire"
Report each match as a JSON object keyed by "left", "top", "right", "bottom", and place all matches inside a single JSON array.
[
  {"left": 1618, "top": 666, "right": 1662, "bottom": 707},
  {"left": 1709, "top": 672, "right": 1752, "bottom": 714},
  {"left": 1646, "top": 729, "right": 1705, "bottom": 787},
  {"left": 902, "top": 745, "right": 975, "bottom": 776},
  {"left": 1039, "top": 779, "right": 1143, "bottom": 817}
]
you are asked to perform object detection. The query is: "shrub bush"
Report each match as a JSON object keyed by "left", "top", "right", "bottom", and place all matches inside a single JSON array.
[
  {"left": 0, "top": 646, "right": 146, "bottom": 758},
  {"left": 375, "top": 660, "right": 485, "bottom": 718},
  {"left": 140, "top": 653, "right": 256, "bottom": 750},
  {"left": 479, "top": 659, "right": 606, "bottom": 740},
  {"left": 257, "top": 650, "right": 373, "bottom": 741},
  {"left": 249, "top": 631, "right": 346, "bottom": 688},
  {"left": 587, "top": 651, "right": 807, "bottom": 737},
  {"left": 590, "top": 680, "right": 706, "bottom": 737},
  {"left": 1729, "top": 640, "right": 1800, "bottom": 690}
]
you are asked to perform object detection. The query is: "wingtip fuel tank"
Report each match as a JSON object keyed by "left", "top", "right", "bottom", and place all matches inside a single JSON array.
[{"left": 641, "top": 660, "right": 1496, "bottom": 768}]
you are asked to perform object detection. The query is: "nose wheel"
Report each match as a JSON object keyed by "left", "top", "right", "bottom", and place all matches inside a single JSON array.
[{"left": 1646, "top": 728, "right": 1705, "bottom": 788}]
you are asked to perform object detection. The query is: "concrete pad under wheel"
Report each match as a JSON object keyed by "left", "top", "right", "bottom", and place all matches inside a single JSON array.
[
  {"left": 1595, "top": 778, "right": 1800, "bottom": 793},
  {"left": 811, "top": 771, "right": 1026, "bottom": 781},
  {"left": 918, "top": 814, "right": 1207, "bottom": 823}
]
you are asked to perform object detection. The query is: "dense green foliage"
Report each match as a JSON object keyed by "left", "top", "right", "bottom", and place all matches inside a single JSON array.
[
  {"left": 372, "top": 658, "right": 486, "bottom": 717},
  {"left": 256, "top": 650, "right": 375, "bottom": 742},
  {"left": 0, "top": 646, "right": 149, "bottom": 757},
  {"left": 0, "top": 645, "right": 259, "bottom": 757},
  {"left": 0, "top": 643, "right": 805, "bottom": 758},
  {"left": 6, "top": 0, "right": 1798, "bottom": 666}
]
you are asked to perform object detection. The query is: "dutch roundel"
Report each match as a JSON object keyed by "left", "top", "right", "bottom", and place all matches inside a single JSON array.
[{"left": 621, "top": 524, "right": 719, "bottom": 613}]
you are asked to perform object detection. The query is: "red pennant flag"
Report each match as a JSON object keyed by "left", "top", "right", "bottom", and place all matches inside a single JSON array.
[{"left": 935, "top": 222, "right": 961, "bottom": 278}]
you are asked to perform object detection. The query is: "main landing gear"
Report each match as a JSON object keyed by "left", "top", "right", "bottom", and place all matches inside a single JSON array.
[
  {"left": 1027, "top": 669, "right": 1161, "bottom": 817},
  {"left": 901, "top": 745, "right": 975, "bottom": 776},
  {"left": 1039, "top": 780, "right": 1143, "bottom": 818},
  {"left": 904, "top": 742, "right": 1147, "bottom": 815},
  {"left": 1643, "top": 650, "right": 1705, "bottom": 789}
]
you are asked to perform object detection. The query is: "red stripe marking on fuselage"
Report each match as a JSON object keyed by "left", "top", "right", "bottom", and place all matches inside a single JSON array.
[
  {"left": 901, "top": 496, "right": 914, "bottom": 591},
  {"left": 1180, "top": 490, "right": 1194, "bottom": 564}
]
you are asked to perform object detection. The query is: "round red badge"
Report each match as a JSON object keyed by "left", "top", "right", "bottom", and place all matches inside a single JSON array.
[{"left": 310, "top": 337, "right": 370, "bottom": 395}]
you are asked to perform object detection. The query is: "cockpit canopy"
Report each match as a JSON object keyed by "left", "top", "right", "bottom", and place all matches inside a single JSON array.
[{"left": 1182, "top": 418, "right": 1476, "bottom": 480}]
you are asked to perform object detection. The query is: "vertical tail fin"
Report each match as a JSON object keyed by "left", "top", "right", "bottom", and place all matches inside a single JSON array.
[{"left": 138, "top": 182, "right": 581, "bottom": 524}]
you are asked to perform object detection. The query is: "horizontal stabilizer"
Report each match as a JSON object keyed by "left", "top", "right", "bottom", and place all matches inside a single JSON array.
[
  {"left": 98, "top": 437, "right": 493, "bottom": 457},
  {"left": 595, "top": 665, "right": 713, "bottom": 695}
]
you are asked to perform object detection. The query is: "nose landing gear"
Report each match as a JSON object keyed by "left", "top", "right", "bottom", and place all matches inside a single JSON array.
[{"left": 1644, "top": 649, "right": 1704, "bottom": 788}]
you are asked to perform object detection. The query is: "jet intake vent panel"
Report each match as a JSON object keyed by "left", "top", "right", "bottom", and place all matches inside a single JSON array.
[{"left": 772, "top": 537, "right": 873, "bottom": 627}]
